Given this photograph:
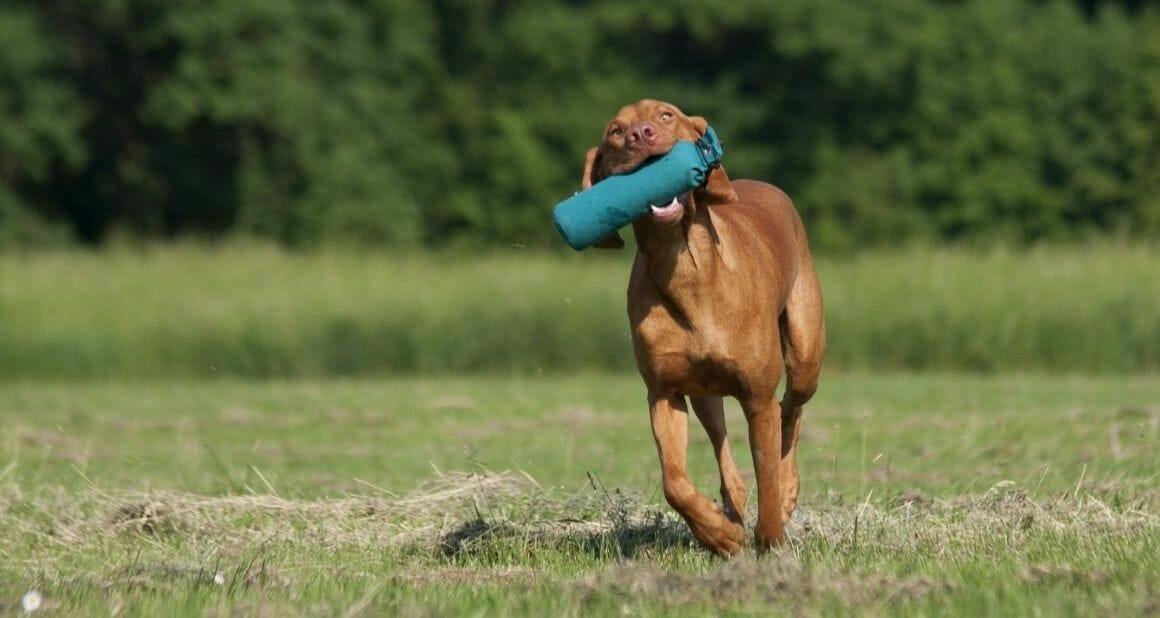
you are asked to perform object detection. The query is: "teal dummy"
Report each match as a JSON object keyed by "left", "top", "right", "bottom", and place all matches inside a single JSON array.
[{"left": 552, "top": 127, "right": 724, "bottom": 251}]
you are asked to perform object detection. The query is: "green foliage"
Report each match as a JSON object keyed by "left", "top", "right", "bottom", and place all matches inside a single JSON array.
[
  {"left": 0, "top": 1, "right": 1157, "bottom": 249},
  {"left": 0, "top": 187, "right": 72, "bottom": 249},
  {"left": 0, "top": 5, "right": 85, "bottom": 175},
  {"left": 0, "top": 245, "right": 1155, "bottom": 378},
  {"left": 145, "top": 0, "right": 447, "bottom": 246},
  {"left": 0, "top": 3, "right": 86, "bottom": 247}
]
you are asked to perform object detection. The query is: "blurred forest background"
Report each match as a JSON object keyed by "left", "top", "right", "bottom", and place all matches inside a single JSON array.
[
  {"left": 1, "top": 0, "right": 1158, "bottom": 377},
  {"left": 2, "top": 0, "right": 1158, "bottom": 252}
]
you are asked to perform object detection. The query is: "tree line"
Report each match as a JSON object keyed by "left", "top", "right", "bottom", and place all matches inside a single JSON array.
[{"left": 1, "top": 0, "right": 1157, "bottom": 251}]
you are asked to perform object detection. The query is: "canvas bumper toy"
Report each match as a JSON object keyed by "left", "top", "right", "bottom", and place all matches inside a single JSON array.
[{"left": 552, "top": 127, "right": 724, "bottom": 250}]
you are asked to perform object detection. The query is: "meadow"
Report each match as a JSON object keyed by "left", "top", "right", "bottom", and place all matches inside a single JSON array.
[
  {"left": 0, "top": 245, "right": 1158, "bottom": 615},
  {"left": 0, "top": 243, "right": 1157, "bottom": 378},
  {"left": 0, "top": 373, "right": 1157, "bottom": 615}
]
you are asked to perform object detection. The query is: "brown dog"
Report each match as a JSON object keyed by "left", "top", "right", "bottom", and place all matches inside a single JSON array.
[{"left": 580, "top": 100, "right": 825, "bottom": 556}]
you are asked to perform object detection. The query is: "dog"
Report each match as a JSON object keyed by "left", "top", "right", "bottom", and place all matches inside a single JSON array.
[{"left": 580, "top": 99, "right": 825, "bottom": 556}]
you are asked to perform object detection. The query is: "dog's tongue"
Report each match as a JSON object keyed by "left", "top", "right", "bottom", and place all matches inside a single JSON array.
[{"left": 649, "top": 196, "right": 683, "bottom": 223}]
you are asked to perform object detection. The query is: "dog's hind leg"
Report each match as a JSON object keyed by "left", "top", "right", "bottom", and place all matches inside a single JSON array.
[
  {"left": 743, "top": 389, "right": 787, "bottom": 550},
  {"left": 691, "top": 396, "right": 747, "bottom": 526},
  {"left": 649, "top": 392, "right": 745, "bottom": 557},
  {"left": 778, "top": 254, "right": 825, "bottom": 524}
]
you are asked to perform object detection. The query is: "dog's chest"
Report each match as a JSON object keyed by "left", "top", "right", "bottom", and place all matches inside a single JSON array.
[{"left": 628, "top": 297, "right": 761, "bottom": 395}]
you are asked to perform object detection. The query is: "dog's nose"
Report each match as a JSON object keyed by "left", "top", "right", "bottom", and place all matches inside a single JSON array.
[{"left": 627, "top": 122, "right": 658, "bottom": 146}]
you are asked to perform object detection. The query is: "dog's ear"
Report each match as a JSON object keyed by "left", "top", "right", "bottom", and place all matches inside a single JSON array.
[
  {"left": 687, "top": 116, "right": 738, "bottom": 205},
  {"left": 581, "top": 147, "right": 604, "bottom": 190},
  {"left": 581, "top": 146, "right": 624, "bottom": 249},
  {"left": 688, "top": 115, "right": 710, "bottom": 136},
  {"left": 592, "top": 231, "right": 625, "bottom": 249},
  {"left": 699, "top": 167, "right": 739, "bottom": 205}
]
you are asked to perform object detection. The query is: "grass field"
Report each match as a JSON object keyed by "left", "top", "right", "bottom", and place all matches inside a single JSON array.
[
  {"left": 1, "top": 244, "right": 1157, "bottom": 377},
  {"left": 2, "top": 373, "right": 1157, "bottom": 615}
]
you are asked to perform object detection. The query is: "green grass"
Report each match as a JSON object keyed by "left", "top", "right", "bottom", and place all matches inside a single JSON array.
[
  {"left": 1, "top": 243, "right": 1157, "bottom": 377},
  {"left": 2, "top": 373, "right": 1157, "bottom": 615}
]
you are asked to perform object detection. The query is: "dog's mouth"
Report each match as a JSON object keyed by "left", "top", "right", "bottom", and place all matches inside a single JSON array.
[
  {"left": 627, "top": 136, "right": 678, "bottom": 158},
  {"left": 613, "top": 138, "right": 680, "bottom": 175},
  {"left": 649, "top": 195, "right": 685, "bottom": 225}
]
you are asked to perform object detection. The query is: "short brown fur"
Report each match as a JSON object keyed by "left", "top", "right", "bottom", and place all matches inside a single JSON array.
[{"left": 580, "top": 99, "right": 825, "bottom": 556}]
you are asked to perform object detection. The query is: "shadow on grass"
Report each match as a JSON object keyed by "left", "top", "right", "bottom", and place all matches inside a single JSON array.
[{"left": 438, "top": 510, "right": 695, "bottom": 562}]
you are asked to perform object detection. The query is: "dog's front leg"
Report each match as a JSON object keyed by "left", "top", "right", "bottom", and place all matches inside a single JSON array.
[
  {"left": 690, "top": 396, "right": 748, "bottom": 526},
  {"left": 744, "top": 394, "right": 786, "bottom": 551},
  {"left": 649, "top": 392, "right": 745, "bottom": 557}
]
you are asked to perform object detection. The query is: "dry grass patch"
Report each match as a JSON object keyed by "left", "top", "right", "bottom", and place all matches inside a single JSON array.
[{"left": 2, "top": 471, "right": 1157, "bottom": 615}]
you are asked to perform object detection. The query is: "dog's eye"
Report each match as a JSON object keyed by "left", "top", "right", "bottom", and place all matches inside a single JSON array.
[
  {"left": 660, "top": 111, "right": 674, "bottom": 121},
  {"left": 609, "top": 126, "right": 624, "bottom": 137}
]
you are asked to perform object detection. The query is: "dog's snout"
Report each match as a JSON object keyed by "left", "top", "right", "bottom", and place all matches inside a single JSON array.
[{"left": 627, "top": 122, "right": 658, "bottom": 146}]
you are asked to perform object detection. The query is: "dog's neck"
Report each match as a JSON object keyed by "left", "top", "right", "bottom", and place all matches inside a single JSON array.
[{"left": 632, "top": 192, "right": 726, "bottom": 325}]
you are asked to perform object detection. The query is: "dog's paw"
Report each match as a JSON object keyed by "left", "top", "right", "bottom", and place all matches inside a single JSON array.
[
  {"left": 691, "top": 515, "right": 747, "bottom": 558},
  {"left": 753, "top": 527, "right": 787, "bottom": 553}
]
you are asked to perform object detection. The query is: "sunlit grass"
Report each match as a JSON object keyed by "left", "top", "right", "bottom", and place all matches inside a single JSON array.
[
  {"left": 0, "top": 373, "right": 1156, "bottom": 615},
  {"left": 1, "top": 243, "right": 1157, "bottom": 378}
]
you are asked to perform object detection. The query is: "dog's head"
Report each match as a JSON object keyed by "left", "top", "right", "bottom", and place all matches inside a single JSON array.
[{"left": 580, "top": 99, "right": 737, "bottom": 249}]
